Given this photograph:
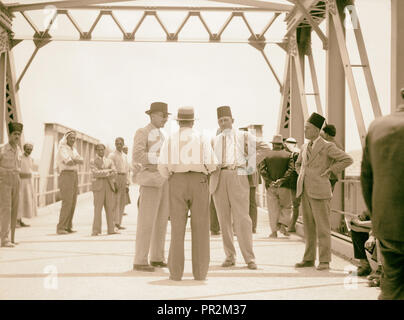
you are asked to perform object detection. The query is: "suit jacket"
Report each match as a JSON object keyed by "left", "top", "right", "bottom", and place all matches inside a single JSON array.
[
  {"left": 361, "top": 106, "right": 404, "bottom": 241},
  {"left": 296, "top": 137, "right": 353, "bottom": 200},
  {"left": 132, "top": 123, "right": 166, "bottom": 186},
  {"left": 90, "top": 156, "right": 116, "bottom": 192},
  {"left": 209, "top": 130, "right": 270, "bottom": 194},
  {"left": 259, "top": 149, "right": 293, "bottom": 189}
]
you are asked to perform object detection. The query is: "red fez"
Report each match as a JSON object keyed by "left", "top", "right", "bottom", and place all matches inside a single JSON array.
[
  {"left": 307, "top": 112, "right": 325, "bottom": 130},
  {"left": 217, "top": 106, "right": 232, "bottom": 119}
]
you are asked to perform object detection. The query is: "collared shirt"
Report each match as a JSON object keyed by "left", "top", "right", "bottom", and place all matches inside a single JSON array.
[
  {"left": 310, "top": 135, "right": 321, "bottom": 150},
  {"left": 20, "top": 155, "right": 33, "bottom": 174},
  {"left": 213, "top": 128, "right": 259, "bottom": 168},
  {"left": 0, "top": 143, "right": 22, "bottom": 173},
  {"left": 108, "top": 150, "right": 128, "bottom": 174},
  {"left": 56, "top": 143, "right": 83, "bottom": 172},
  {"left": 158, "top": 127, "right": 217, "bottom": 178}
]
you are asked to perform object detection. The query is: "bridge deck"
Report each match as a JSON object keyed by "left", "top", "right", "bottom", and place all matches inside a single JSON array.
[{"left": 0, "top": 187, "right": 379, "bottom": 300}]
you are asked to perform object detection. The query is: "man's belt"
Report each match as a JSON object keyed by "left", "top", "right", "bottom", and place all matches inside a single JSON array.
[
  {"left": 61, "top": 170, "right": 77, "bottom": 173},
  {"left": 221, "top": 165, "right": 245, "bottom": 170},
  {"left": 19, "top": 173, "right": 32, "bottom": 179},
  {"left": 117, "top": 172, "right": 126, "bottom": 175}
]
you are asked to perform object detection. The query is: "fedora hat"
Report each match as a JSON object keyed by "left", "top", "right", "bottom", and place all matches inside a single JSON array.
[
  {"left": 145, "top": 102, "right": 170, "bottom": 115},
  {"left": 175, "top": 107, "right": 197, "bottom": 121},
  {"left": 271, "top": 134, "right": 283, "bottom": 144}
]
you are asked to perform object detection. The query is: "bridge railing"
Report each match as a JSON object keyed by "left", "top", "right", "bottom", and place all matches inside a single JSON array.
[{"left": 33, "top": 171, "right": 92, "bottom": 207}]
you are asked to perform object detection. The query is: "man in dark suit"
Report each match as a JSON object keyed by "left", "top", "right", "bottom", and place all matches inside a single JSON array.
[
  {"left": 361, "top": 88, "right": 404, "bottom": 300},
  {"left": 295, "top": 113, "right": 353, "bottom": 271}
]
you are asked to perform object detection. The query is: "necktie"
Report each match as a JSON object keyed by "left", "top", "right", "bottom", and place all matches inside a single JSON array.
[
  {"left": 222, "top": 135, "right": 226, "bottom": 166},
  {"left": 307, "top": 141, "right": 313, "bottom": 160}
]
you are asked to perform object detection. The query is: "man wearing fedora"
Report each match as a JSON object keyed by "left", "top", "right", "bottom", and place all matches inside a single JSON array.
[
  {"left": 158, "top": 107, "right": 216, "bottom": 281},
  {"left": 210, "top": 106, "right": 270, "bottom": 270},
  {"left": 132, "top": 102, "right": 170, "bottom": 272},
  {"left": 259, "top": 134, "right": 294, "bottom": 238},
  {"left": 0, "top": 122, "right": 23, "bottom": 247},
  {"left": 295, "top": 112, "right": 353, "bottom": 271}
]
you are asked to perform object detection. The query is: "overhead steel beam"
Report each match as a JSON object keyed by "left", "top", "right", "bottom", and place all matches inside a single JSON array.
[
  {"left": 207, "top": 0, "right": 293, "bottom": 12},
  {"left": 284, "top": 0, "right": 323, "bottom": 38},
  {"left": 6, "top": 0, "right": 138, "bottom": 12}
]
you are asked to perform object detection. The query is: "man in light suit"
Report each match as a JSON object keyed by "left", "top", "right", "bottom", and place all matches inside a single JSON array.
[
  {"left": 90, "top": 144, "right": 118, "bottom": 236},
  {"left": 132, "top": 102, "right": 170, "bottom": 272},
  {"left": 295, "top": 112, "right": 353, "bottom": 270},
  {"left": 210, "top": 106, "right": 270, "bottom": 270},
  {"left": 361, "top": 88, "right": 404, "bottom": 300}
]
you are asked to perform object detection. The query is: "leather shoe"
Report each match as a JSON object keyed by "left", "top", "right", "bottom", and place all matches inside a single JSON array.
[
  {"left": 133, "top": 264, "right": 155, "bottom": 272},
  {"left": 150, "top": 261, "right": 168, "bottom": 268},
  {"left": 357, "top": 265, "right": 371, "bottom": 277},
  {"left": 280, "top": 225, "right": 290, "bottom": 236},
  {"left": 1, "top": 242, "right": 15, "bottom": 248},
  {"left": 91, "top": 232, "right": 100, "bottom": 236},
  {"left": 316, "top": 262, "right": 330, "bottom": 270},
  {"left": 247, "top": 261, "right": 257, "bottom": 270},
  {"left": 269, "top": 232, "right": 278, "bottom": 238},
  {"left": 20, "top": 221, "right": 30, "bottom": 227},
  {"left": 295, "top": 261, "right": 314, "bottom": 268},
  {"left": 116, "top": 225, "right": 126, "bottom": 230},
  {"left": 66, "top": 229, "right": 76, "bottom": 233},
  {"left": 57, "top": 230, "right": 69, "bottom": 235},
  {"left": 221, "top": 260, "right": 235, "bottom": 267}
]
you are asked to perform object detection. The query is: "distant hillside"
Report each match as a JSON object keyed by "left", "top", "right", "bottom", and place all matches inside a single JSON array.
[{"left": 346, "top": 149, "right": 362, "bottom": 177}]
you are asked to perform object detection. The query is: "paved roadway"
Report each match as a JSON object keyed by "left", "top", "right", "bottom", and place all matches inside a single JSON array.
[{"left": 0, "top": 186, "right": 380, "bottom": 300}]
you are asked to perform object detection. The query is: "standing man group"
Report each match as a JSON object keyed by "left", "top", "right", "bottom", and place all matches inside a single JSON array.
[
  {"left": 295, "top": 113, "right": 353, "bottom": 271},
  {"left": 158, "top": 107, "right": 216, "bottom": 281},
  {"left": 56, "top": 130, "right": 83, "bottom": 235},
  {"left": 0, "top": 122, "right": 23, "bottom": 247}
]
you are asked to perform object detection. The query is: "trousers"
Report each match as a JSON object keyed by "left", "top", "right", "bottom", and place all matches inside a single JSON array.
[
  {"left": 266, "top": 186, "right": 292, "bottom": 233},
  {"left": 168, "top": 172, "right": 210, "bottom": 280},
  {"left": 92, "top": 179, "right": 115, "bottom": 234},
  {"left": 134, "top": 181, "right": 169, "bottom": 265},
  {"left": 213, "top": 169, "right": 255, "bottom": 264},
  {"left": 57, "top": 171, "right": 78, "bottom": 232},
  {"left": 0, "top": 172, "right": 20, "bottom": 244}
]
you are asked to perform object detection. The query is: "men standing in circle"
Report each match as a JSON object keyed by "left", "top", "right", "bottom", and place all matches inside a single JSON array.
[
  {"left": 283, "top": 137, "right": 301, "bottom": 233},
  {"left": 360, "top": 88, "right": 404, "bottom": 300},
  {"left": 158, "top": 107, "right": 216, "bottom": 281},
  {"left": 210, "top": 106, "right": 270, "bottom": 270},
  {"left": 90, "top": 144, "right": 117, "bottom": 236},
  {"left": 132, "top": 102, "right": 170, "bottom": 272},
  {"left": 295, "top": 113, "right": 353, "bottom": 271},
  {"left": 56, "top": 130, "right": 83, "bottom": 235},
  {"left": 260, "top": 134, "right": 293, "bottom": 238},
  {"left": 17, "top": 143, "right": 37, "bottom": 228},
  {"left": 0, "top": 122, "right": 23, "bottom": 247},
  {"left": 108, "top": 137, "right": 129, "bottom": 231}
]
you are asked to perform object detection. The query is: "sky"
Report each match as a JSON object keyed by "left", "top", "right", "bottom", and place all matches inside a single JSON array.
[{"left": 4, "top": 0, "right": 391, "bottom": 161}]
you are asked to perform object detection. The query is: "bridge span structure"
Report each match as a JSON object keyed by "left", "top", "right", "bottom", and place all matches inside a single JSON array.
[{"left": 0, "top": 1, "right": 402, "bottom": 270}]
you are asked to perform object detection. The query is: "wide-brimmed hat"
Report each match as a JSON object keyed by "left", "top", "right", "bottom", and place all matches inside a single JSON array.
[
  {"left": 175, "top": 107, "right": 197, "bottom": 121},
  {"left": 271, "top": 134, "right": 283, "bottom": 144},
  {"left": 217, "top": 106, "right": 232, "bottom": 119},
  {"left": 285, "top": 137, "right": 297, "bottom": 144},
  {"left": 145, "top": 102, "right": 170, "bottom": 115}
]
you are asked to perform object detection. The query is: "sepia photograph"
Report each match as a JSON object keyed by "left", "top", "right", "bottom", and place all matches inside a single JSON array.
[{"left": 0, "top": 0, "right": 403, "bottom": 307}]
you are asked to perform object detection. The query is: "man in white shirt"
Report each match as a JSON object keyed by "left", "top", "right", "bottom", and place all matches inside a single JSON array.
[
  {"left": 56, "top": 130, "right": 83, "bottom": 235},
  {"left": 210, "top": 106, "right": 270, "bottom": 270},
  {"left": 158, "top": 107, "right": 217, "bottom": 281}
]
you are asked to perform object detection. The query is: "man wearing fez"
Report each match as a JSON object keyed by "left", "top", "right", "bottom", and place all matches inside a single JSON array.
[
  {"left": 17, "top": 143, "right": 37, "bottom": 228},
  {"left": 132, "top": 102, "right": 170, "bottom": 272},
  {"left": 295, "top": 113, "right": 353, "bottom": 270},
  {"left": 210, "top": 106, "right": 270, "bottom": 270},
  {"left": 158, "top": 107, "right": 217, "bottom": 281},
  {"left": 90, "top": 144, "right": 118, "bottom": 236},
  {"left": 122, "top": 145, "right": 131, "bottom": 215},
  {"left": 0, "top": 122, "right": 23, "bottom": 247},
  {"left": 360, "top": 88, "right": 404, "bottom": 299},
  {"left": 56, "top": 130, "right": 84, "bottom": 235}
]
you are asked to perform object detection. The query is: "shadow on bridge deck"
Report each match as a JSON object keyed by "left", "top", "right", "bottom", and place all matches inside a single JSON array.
[{"left": 0, "top": 186, "right": 379, "bottom": 300}]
